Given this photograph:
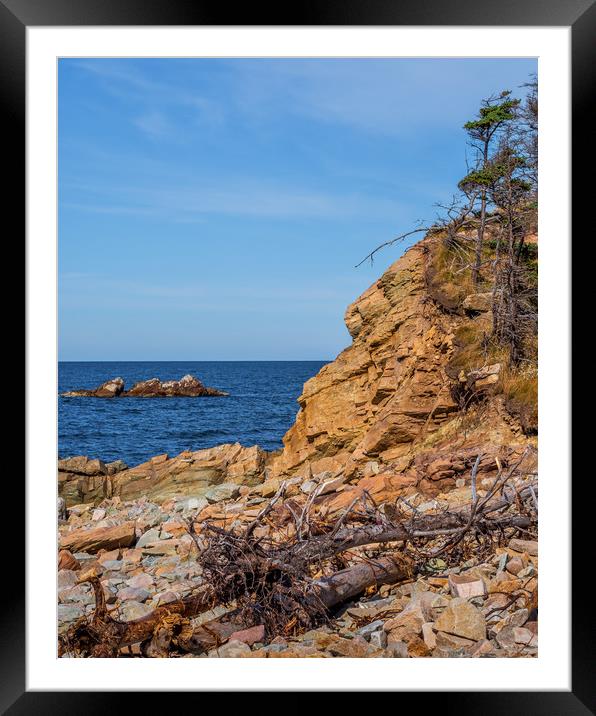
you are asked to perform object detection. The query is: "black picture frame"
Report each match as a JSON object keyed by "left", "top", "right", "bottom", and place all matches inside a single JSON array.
[{"left": 10, "top": 0, "right": 591, "bottom": 710}]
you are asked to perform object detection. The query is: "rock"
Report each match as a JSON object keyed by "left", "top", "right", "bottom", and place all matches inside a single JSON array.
[
  {"left": 121, "top": 548, "right": 143, "bottom": 565},
  {"left": 79, "top": 444, "right": 267, "bottom": 505},
  {"left": 58, "top": 549, "right": 80, "bottom": 571},
  {"left": 58, "top": 584, "right": 95, "bottom": 605},
  {"left": 259, "top": 478, "right": 281, "bottom": 498},
  {"left": 62, "top": 375, "right": 226, "bottom": 399},
  {"left": 318, "top": 475, "right": 346, "bottom": 495},
  {"left": 136, "top": 527, "right": 162, "bottom": 548},
  {"left": 405, "top": 635, "right": 431, "bottom": 657},
  {"left": 101, "top": 560, "right": 122, "bottom": 571},
  {"left": 58, "top": 604, "right": 85, "bottom": 623},
  {"left": 119, "top": 601, "right": 154, "bottom": 621},
  {"left": 434, "top": 598, "right": 486, "bottom": 641},
  {"left": 435, "top": 631, "right": 477, "bottom": 653},
  {"left": 508, "top": 538, "right": 538, "bottom": 556},
  {"left": 489, "top": 577, "right": 523, "bottom": 594},
  {"left": 465, "top": 364, "right": 501, "bottom": 392},
  {"left": 126, "top": 573, "right": 154, "bottom": 589},
  {"left": 369, "top": 630, "right": 388, "bottom": 649},
  {"left": 449, "top": 573, "right": 487, "bottom": 599},
  {"left": 204, "top": 483, "right": 240, "bottom": 503},
  {"left": 407, "top": 590, "right": 450, "bottom": 621},
  {"left": 498, "top": 608, "right": 529, "bottom": 631},
  {"left": 57, "top": 569, "right": 79, "bottom": 588},
  {"left": 327, "top": 636, "right": 375, "bottom": 658},
  {"left": 495, "top": 625, "right": 537, "bottom": 650},
  {"left": 422, "top": 622, "right": 437, "bottom": 649},
  {"left": 106, "top": 460, "right": 128, "bottom": 475},
  {"left": 91, "top": 508, "right": 106, "bottom": 521},
  {"left": 98, "top": 549, "right": 121, "bottom": 565},
  {"left": 470, "top": 639, "right": 496, "bottom": 657},
  {"left": 384, "top": 641, "right": 408, "bottom": 658},
  {"left": 141, "top": 540, "right": 180, "bottom": 557},
  {"left": 228, "top": 625, "right": 265, "bottom": 646},
  {"left": 506, "top": 556, "right": 526, "bottom": 575},
  {"left": 62, "top": 377, "right": 125, "bottom": 398},
  {"left": 210, "top": 639, "right": 252, "bottom": 658},
  {"left": 117, "top": 587, "right": 150, "bottom": 602},
  {"left": 357, "top": 620, "right": 385, "bottom": 639},
  {"left": 300, "top": 481, "right": 317, "bottom": 495},
  {"left": 60, "top": 521, "right": 136, "bottom": 554},
  {"left": 124, "top": 374, "right": 227, "bottom": 397},
  {"left": 58, "top": 458, "right": 112, "bottom": 507},
  {"left": 462, "top": 292, "right": 492, "bottom": 313},
  {"left": 154, "top": 590, "right": 178, "bottom": 606},
  {"left": 180, "top": 497, "right": 208, "bottom": 512},
  {"left": 384, "top": 609, "right": 424, "bottom": 641}
]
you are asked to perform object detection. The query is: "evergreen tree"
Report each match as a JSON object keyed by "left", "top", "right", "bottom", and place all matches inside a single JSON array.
[{"left": 459, "top": 91, "right": 520, "bottom": 284}]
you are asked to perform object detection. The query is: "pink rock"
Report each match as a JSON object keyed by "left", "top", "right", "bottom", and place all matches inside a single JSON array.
[
  {"left": 448, "top": 573, "right": 486, "bottom": 599},
  {"left": 127, "top": 573, "right": 154, "bottom": 589},
  {"left": 228, "top": 624, "right": 265, "bottom": 646}
]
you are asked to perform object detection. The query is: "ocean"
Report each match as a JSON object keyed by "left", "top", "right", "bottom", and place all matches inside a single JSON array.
[{"left": 58, "top": 361, "right": 328, "bottom": 467}]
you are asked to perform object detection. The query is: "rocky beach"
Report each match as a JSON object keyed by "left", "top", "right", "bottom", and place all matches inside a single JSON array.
[{"left": 58, "top": 233, "right": 538, "bottom": 658}]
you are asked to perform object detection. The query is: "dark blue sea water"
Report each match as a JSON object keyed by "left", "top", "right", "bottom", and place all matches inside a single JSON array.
[{"left": 59, "top": 361, "right": 327, "bottom": 467}]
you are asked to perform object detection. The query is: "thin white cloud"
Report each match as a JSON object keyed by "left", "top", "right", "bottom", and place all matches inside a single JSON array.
[
  {"left": 133, "top": 111, "right": 171, "bottom": 138},
  {"left": 70, "top": 60, "right": 225, "bottom": 136},
  {"left": 63, "top": 180, "right": 406, "bottom": 221}
]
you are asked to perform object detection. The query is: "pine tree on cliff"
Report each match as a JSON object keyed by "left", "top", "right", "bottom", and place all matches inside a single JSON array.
[
  {"left": 459, "top": 91, "right": 520, "bottom": 285},
  {"left": 487, "top": 133, "right": 535, "bottom": 364}
]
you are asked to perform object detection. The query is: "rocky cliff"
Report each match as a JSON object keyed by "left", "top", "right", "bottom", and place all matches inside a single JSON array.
[
  {"left": 268, "top": 234, "right": 534, "bottom": 492},
  {"left": 59, "top": 234, "right": 535, "bottom": 507}
]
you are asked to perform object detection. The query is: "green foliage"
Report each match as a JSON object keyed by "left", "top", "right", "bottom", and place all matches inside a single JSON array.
[
  {"left": 458, "top": 165, "right": 505, "bottom": 191},
  {"left": 463, "top": 92, "right": 521, "bottom": 135}
]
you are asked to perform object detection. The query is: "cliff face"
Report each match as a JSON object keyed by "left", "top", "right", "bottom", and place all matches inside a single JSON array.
[
  {"left": 268, "top": 236, "right": 531, "bottom": 491},
  {"left": 59, "top": 234, "right": 535, "bottom": 506},
  {"left": 271, "top": 239, "right": 457, "bottom": 475}
]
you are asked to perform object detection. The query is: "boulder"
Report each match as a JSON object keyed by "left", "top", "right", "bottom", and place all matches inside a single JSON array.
[
  {"left": 462, "top": 292, "right": 492, "bottom": 313},
  {"left": 62, "top": 377, "right": 125, "bottom": 398},
  {"left": 60, "top": 521, "right": 137, "bottom": 554},
  {"left": 228, "top": 624, "right": 265, "bottom": 646},
  {"left": 123, "top": 374, "right": 227, "bottom": 397},
  {"left": 204, "top": 483, "right": 240, "bottom": 504},
  {"left": 58, "top": 549, "right": 80, "bottom": 571},
  {"left": 434, "top": 598, "right": 486, "bottom": 641},
  {"left": 508, "top": 538, "right": 538, "bottom": 556},
  {"left": 448, "top": 573, "right": 487, "bottom": 599}
]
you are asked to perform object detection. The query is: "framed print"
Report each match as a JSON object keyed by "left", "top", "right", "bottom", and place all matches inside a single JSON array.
[{"left": 10, "top": 0, "right": 592, "bottom": 710}]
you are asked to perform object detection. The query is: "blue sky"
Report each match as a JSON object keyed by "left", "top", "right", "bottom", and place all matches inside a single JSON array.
[{"left": 58, "top": 57, "right": 536, "bottom": 361}]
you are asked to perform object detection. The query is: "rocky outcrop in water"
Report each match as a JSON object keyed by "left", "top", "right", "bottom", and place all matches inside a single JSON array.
[
  {"left": 63, "top": 377, "right": 125, "bottom": 398},
  {"left": 62, "top": 374, "right": 228, "bottom": 398}
]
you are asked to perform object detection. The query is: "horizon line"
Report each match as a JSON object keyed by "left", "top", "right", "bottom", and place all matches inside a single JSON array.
[{"left": 58, "top": 359, "right": 332, "bottom": 363}]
